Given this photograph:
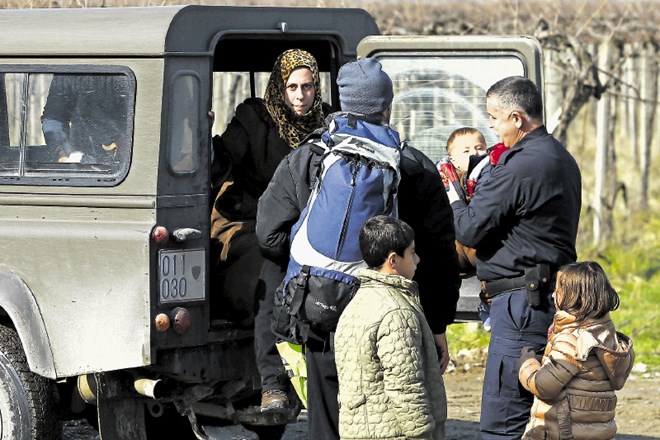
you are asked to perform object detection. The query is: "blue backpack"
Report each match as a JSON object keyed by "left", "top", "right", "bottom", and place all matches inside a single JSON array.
[{"left": 272, "top": 113, "right": 401, "bottom": 344}]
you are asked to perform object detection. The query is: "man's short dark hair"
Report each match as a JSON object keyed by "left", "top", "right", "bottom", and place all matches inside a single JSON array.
[
  {"left": 359, "top": 215, "right": 414, "bottom": 269},
  {"left": 487, "top": 76, "right": 543, "bottom": 121}
]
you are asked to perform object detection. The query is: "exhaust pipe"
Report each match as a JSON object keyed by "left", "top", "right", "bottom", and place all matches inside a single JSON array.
[
  {"left": 77, "top": 374, "right": 97, "bottom": 405},
  {"left": 134, "top": 377, "right": 163, "bottom": 399},
  {"left": 78, "top": 374, "right": 164, "bottom": 402}
]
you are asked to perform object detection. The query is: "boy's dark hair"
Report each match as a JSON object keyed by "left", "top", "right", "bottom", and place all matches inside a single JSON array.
[
  {"left": 554, "top": 261, "right": 620, "bottom": 321},
  {"left": 359, "top": 215, "right": 414, "bottom": 269}
]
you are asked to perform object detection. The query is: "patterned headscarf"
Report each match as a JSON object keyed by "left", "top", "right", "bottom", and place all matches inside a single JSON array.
[{"left": 264, "top": 49, "right": 325, "bottom": 148}]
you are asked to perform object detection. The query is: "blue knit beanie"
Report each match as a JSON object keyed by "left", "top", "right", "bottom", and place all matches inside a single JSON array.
[{"left": 337, "top": 58, "right": 394, "bottom": 115}]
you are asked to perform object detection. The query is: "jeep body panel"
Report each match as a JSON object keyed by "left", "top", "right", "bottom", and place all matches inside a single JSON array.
[
  {"left": 0, "top": 271, "right": 56, "bottom": 377},
  {"left": 0, "top": 6, "right": 377, "bottom": 58},
  {"left": 0, "top": 61, "right": 159, "bottom": 377}
]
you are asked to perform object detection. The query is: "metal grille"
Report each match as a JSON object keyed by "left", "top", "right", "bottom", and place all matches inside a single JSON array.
[{"left": 380, "top": 55, "right": 524, "bottom": 163}]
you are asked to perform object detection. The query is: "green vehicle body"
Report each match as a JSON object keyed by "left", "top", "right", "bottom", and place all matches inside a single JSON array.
[{"left": 0, "top": 5, "right": 542, "bottom": 439}]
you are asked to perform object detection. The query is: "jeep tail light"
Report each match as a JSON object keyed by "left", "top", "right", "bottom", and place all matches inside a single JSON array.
[
  {"left": 171, "top": 307, "right": 192, "bottom": 334},
  {"left": 154, "top": 309, "right": 192, "bottom": 334},
  {"left": 154, "top": 313, "right": 170, "bottom": 332},
  {"left": 152, "top": 226, "right": 169, "bottom": 244}
]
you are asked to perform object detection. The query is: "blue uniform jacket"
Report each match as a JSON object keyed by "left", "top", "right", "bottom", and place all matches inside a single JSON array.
[{"left": 450, "top": 126, "right": 581, "bottom": 282}]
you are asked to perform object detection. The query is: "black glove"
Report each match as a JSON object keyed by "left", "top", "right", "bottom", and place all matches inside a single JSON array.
[{"left": 516, "top": 346, "right": 537, "bottom": 372}]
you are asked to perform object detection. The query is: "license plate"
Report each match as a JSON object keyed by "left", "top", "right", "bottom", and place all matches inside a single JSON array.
[{"left": 158, "top": 249, "right": 205, "bottom": 303}]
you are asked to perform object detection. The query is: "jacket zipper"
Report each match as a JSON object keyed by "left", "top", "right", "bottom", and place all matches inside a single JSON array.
[{"left": 336, "top": 160, "right": 359, "bottom": 258}]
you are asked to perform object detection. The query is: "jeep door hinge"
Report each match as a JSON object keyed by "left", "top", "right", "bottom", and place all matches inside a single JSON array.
[{"left": 171, "top": 228, "right": 202, "bottom": 242}]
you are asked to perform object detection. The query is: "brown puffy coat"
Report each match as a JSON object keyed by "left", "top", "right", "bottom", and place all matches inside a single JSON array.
[{"left": 518, "top": 311, "right": 634, "bottom": 440}]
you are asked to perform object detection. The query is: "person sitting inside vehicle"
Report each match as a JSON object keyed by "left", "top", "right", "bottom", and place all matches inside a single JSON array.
[
  {"left": 210, "top": 49, "right": 330, "bottom": 413},
  {"left": 41, "top": 74, "right": 130, "bottom": 165}
]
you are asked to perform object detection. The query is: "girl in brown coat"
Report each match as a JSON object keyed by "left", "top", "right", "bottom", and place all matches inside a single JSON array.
[{"left": 517, "top": 261, "right": 634, "bottom": 440}]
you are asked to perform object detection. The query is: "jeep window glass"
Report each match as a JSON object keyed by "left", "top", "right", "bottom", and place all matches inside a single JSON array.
[
  {"left": 169, "top": 73, "right": 200, "bottom": 174},
  {"left": 212, "top": 72, "right": 250, "bottom": 135},
  {"left": 0, "top": 71, "right": 133, "bottom": 186},
  {"left": 379, "top": 56, "right": 524, "bottom": 162},
  {"left": 0, "top": 73, "right": 23, "bottom": 176}
]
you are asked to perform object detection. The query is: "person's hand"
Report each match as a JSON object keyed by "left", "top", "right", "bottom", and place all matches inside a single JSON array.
[
  {"left": 516, "top": 346, "right": 537, "bottom": 372},
  {"left": 433, "top": 333, "right": 450, "bottom": 374},
  {"left": 59, "top": 151, "right": 83, "bottom": 163},
  {"left": 101, "top": 142, "right": 118, "bottom": 152},
  {"left": 445, "top": 178, "right": 461, "bottom": 204},
  {"left": 438, "top": 160, "right": 463, "bottom": 204},
  {"left": 438, "top": 161, "right": 457, "bottom": 191}
]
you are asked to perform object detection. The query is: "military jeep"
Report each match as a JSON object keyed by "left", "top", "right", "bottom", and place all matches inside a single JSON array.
[{"left": 0, "top": 5, "right": 542, "bottom": 439}]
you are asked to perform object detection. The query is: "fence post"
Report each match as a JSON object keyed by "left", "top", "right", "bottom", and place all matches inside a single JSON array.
[
  {"left": 639, "top": 43, "right": 658, "bottom": 211},
  {"left": 593, "top": 42, "right": 614, "bottom": 247}
]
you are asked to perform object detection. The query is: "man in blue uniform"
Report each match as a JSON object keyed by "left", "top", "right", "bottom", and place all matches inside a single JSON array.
[{"left": 447, "top": 76, "right": 582, "bottom": 439}]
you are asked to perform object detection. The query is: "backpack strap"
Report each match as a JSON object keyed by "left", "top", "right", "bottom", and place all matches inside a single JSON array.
[
  {"left": 309, "top": 141, "right": 327, "bottom": 156},
  {"left": 288, "top": 265, "right": 310, "bottom": 316},
  {"left": 346, "top": 113, "right": 358, "bottom": 128}
]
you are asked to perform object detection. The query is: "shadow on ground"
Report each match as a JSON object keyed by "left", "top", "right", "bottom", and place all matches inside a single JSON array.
[{"left": 445, "top": 419, "right": 479, "bottom": 439}]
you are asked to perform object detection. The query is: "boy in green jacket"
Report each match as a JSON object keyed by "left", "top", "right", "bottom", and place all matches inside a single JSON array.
[{"left": 335, "top": 215, "right": 447, "bottom": 440}]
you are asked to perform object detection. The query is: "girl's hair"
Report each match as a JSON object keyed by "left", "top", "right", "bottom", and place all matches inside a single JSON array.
[{"left": 554, "top": 261, "right": 620, "bottom": 321}]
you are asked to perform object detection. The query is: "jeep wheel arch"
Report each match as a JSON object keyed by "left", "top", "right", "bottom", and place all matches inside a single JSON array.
[
  {"left": 0, "top": 271, "right": 56, "bottom": 378},
  {"left": 0, "top": 325, "right": 62, "bottom": 440}
]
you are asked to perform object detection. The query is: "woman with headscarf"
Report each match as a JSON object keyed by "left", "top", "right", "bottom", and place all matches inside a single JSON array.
[{"left": 210, "top": 49, "right": 329, "bottom": 412}]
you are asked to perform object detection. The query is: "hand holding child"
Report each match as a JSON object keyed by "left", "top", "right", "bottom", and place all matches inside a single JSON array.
[{"left": 516, "top": 346, "right": 537, "bottom": 372}]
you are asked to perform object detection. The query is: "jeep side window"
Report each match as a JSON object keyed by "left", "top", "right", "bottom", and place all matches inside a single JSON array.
[
  {"left": 379, "top": 55, "right": 525, "bottom": 162},
  {"left": 0, "top": 74, "right": 7, "bottom": 148},
  {"left": 0, "top": 70, "right": 134, "bottom": 185},
  {"left": 0, "top": 72, "right": 47, "bottom": 176},
  {"left": 169, "top": 72, "right": 200, "bottom": 174}
]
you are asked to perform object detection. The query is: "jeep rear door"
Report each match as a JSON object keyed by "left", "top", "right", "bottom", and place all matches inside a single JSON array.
[{"left": 357, "top": 36, "right": 543, "bottom": 320}]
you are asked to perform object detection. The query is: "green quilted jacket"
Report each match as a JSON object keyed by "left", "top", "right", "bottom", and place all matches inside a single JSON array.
[{"left": 335, "top": 269, "right": 447, "bottom": 440}]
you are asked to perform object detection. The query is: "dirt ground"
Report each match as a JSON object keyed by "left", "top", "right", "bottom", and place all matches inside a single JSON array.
[
  {"left": 440, "top": 367, "right": 660, "bottom": 440},
  {"left": 63, "top": 365, "right": 660, "bottom": 440}
]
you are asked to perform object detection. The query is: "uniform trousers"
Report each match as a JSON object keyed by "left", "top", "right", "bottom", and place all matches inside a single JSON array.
[{"left": 480, "top": 288, "right": 554, "bottom": 439}]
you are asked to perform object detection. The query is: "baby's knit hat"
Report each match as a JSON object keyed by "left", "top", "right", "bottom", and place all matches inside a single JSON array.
[{"left": 337, "top": 58, "right": 394, "bottom": 115}]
